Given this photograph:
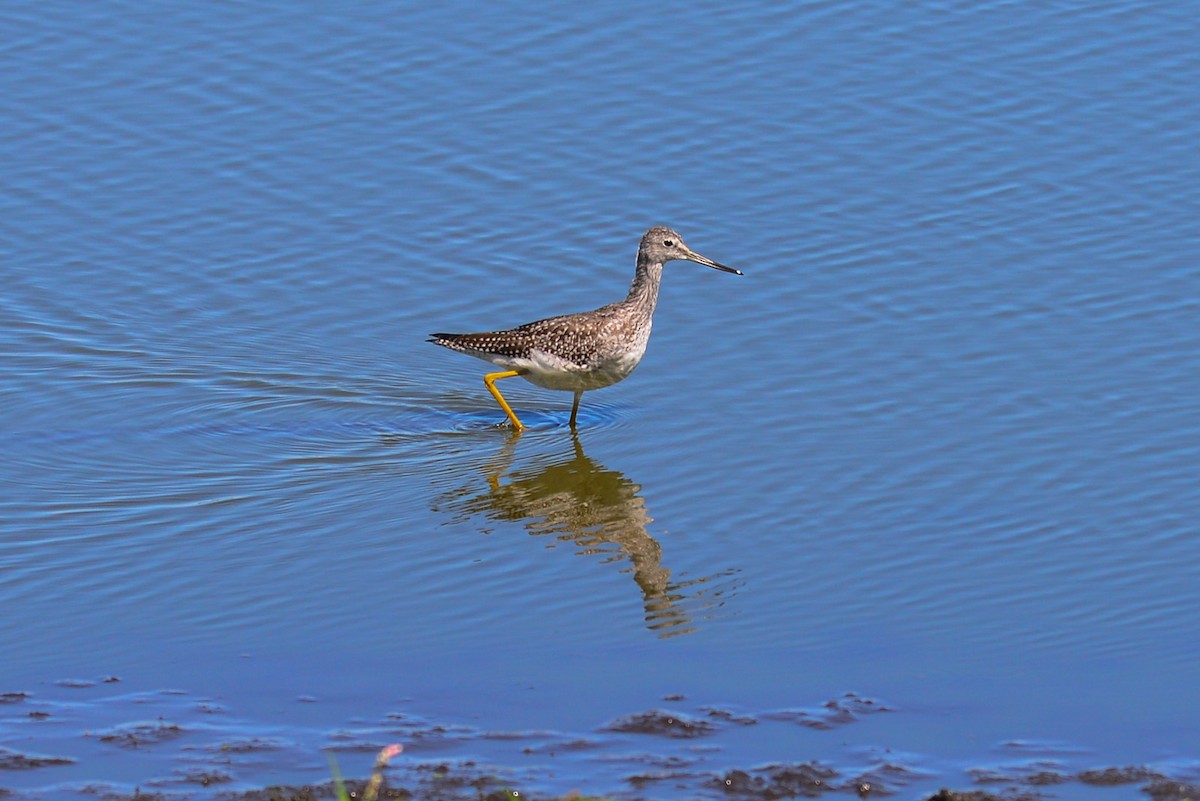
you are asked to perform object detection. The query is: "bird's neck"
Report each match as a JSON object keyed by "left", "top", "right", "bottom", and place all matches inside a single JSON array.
[{"left": 625, "top": 259, "right": 663, "bottom": 314}]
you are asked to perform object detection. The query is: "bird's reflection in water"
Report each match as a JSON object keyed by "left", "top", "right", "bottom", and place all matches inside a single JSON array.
[{"left": 435, "top": 433, "right": 738, "bottom": 638}]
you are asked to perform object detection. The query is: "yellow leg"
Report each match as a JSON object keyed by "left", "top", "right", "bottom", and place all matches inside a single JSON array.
[
  {"left": 483, "top": 370, "right": 525, "bottom": 431},
  {"left": 569, "top": 390, "right": 583, "bottom": 429}
]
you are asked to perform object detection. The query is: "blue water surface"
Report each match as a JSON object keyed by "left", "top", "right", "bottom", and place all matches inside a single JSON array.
[{"left": 2, "top": 2, "right": 1198, "bottom": 798}]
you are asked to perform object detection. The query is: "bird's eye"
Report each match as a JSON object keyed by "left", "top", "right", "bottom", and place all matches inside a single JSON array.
[{"left": 663, "top": 239, "right": 674, "bottom": 247}]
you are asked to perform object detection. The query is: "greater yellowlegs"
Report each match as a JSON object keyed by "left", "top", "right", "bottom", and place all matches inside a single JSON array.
[{"left": 429, "top": 226, "right": 741, "bottom": 430}]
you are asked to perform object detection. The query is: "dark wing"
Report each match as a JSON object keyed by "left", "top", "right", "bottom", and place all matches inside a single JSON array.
[
  {"left": 431, "top": 302, "right": 624, "bottom": 367},
  {"left": 512, "top": 309, "right": 618, "bottom": 367},
  {"left": 428, "top": 330, "right": 534, "bottom": 359}
]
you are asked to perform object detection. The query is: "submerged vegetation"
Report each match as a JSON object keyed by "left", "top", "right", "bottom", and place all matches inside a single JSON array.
[{"left": 326, "top": 744, "right": 615, "bottom": 801}]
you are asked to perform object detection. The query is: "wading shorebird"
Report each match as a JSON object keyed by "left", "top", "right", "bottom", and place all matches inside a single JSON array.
[{"left": 429, "top": 227, "right": 741, "bottom": 431}]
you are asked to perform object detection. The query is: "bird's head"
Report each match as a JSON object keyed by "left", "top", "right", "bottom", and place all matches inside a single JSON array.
[{"left": 639, "top": 226, "right": 741, "bottom": 275}]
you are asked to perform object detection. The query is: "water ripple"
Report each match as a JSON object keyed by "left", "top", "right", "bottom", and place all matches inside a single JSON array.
[{"left": 2, "top": 0, "right": 1198, "bottom": 790}]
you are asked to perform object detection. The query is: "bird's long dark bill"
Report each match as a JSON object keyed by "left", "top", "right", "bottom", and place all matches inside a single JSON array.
[{"left": 688, "top": 251, "right": 743, "bottom": 275}]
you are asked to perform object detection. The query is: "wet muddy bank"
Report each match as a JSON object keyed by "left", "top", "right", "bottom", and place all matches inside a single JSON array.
[
  {"left": 2, "top": 679, "right": 1196, "bottom": 801},
  {"left": 46, "top": 766, "right": 1200, "bottom": 801}
]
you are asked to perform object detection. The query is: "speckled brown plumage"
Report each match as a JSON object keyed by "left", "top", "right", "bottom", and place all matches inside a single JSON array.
[
  {"left": 429, "top": 227, "right": 741, "bottom": 427},
  {"left": 431, "top": 297, "right": 651, "bottom": 369}
]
